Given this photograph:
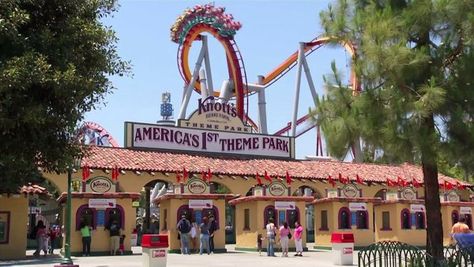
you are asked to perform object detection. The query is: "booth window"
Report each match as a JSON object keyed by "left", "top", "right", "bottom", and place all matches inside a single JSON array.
[
  {"left": 465, "top": 214, "right": 473, "bottom": 229},
  {"left": 0, "top": 211, "right": 10, "bottom": 244},
  {"left": 264, "top": 205, "right": 277, "bottom": 228},
  {"left": 356, "top": 211, "right": 369, "bottom": 229},
  {"left": 320, "top": 210, "right": 328, "bottom": 231},
  {"left": 177, "top": 205, "right": 193, "bottom": 222},
  {"left": 382, "top": 211, "right": 391, "bottom": 230},
  {"left": 415, "top": 212, "right": 425, "bottom": 229},
  {"left": 244, "top": 209, "right": 250, "bottom": 230},
  {"left": 338, "top": 207, "right": 351, "bottom": 229},
  {"left": 452, "top": 210, "right": 459, "bottom": 225},
  {"left": 286, "top": 208, "right": 300, "bottom": 228},
  {"left": 75, "top": 204, "right": 96, "bottom": 230},
  {"left": 105, "top": 206, "right": 125, "bottom": 230},
  {"left": 401, "top": 209, "right": 411, "bottom": 229}
]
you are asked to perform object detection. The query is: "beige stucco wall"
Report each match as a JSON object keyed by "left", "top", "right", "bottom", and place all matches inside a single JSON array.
[{"left": 0, "top": 194, "right": 28, "bottom": 260}]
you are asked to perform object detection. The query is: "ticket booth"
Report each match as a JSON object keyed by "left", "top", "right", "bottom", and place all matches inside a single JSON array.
[
  {"left": 313, "top": 197, "right": 380, "bottom": 249},
  {"left": 57, "top": 192, "right": 140, "bottom": 256},
  {"left": 440, "top": 201, "right": 474, "bottom": 246},
  {"left": 229, "top": 195, "right": 313, "bottom": 251},
  {"left": 374, "top": 199, "right": 427, "bottom": 247},
  {"left": 153, "top": 193, "right": 237, "bottom": 253}
]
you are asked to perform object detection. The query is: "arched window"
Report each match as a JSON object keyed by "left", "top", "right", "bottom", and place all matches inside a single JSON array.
[
  {"left": 356, "top": 211, "right": 369, "bottom": 229},
  {"left": 105, "top": 205, "right": 125, "bottom": 229},
  {"left": 286, "top": 208, "right": 300, "bottom": 228},
  {"left": 338, "top": 207, "right": 351, "bottom": 229},
  {"left": 75, "top": 204, "right": 96, "bottom": 230},
  {"left": 465, "top": 214, "right": 473, "bottom": 230},
  {"left": 452, "top": 210, "right": 459, "bottom": 225},
  {"left": 415, "top": 212, "right": 425, "bottom": 229},
  {"left": 177, "top": 205, "right": 193, "bottom": 222},
  {"left": 264, "top": 205, "right": 277, "bottom": 228},
  {"left": 401, "top": 209, "right": 411, "bottom": 229}
]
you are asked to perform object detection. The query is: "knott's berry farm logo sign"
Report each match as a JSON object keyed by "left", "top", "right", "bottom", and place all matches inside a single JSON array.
[
  {"left": 401, "top": 188, "right": 416, "bottom": 200},
  {"left": 178, "top": 96, "right": 252, "bottom": 133},
  {"left": 86, "top": 176, "right": 114, "bottom": 193},
  {"left": 186, "top": 178, "right": 208, "bottom": 194},
  {"left": 268, "top": 182, "right": 287, "bottom": 196},
  {"left": 125, "top": 121, "right": 294, "bottom": 159},
  {"left": 342, "top": 184, "right": 359, "bottom": 198}
]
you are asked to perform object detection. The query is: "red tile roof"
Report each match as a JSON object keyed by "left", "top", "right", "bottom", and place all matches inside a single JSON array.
[
  {"left": 81, "top": 146, "right": 470, "bottom": 186},
  {"left": 20, "top": 183, "right": 49, "bottom": 195}
]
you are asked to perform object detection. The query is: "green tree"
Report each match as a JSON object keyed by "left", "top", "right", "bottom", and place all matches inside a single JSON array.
[
  {"left": 0, "top": 0, "right": 129, "bottom": 193},
  {"left": 313, "top": 0, "right": 474, "bottom": 262}
]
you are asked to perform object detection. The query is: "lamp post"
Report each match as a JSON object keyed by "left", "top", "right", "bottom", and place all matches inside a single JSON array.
[{"left": 55, "top": 159, "right": 80, "bottom": 267}]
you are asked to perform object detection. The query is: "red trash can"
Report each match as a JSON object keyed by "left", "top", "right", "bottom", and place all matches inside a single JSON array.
[
  {"left": 331, "top": 232, "right": 354, "bottom": 265},
  {"left": 142, "top": 234, "right": 169, "bottom": 267}
]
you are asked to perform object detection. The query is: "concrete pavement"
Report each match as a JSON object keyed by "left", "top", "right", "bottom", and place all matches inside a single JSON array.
[{"left": 0, "top": 245, "right": 359, "bottom": 267}]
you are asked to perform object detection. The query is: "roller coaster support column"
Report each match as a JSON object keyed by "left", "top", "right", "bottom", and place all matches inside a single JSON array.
[
  {"left": 199, "top": 69, "right": 209, "bottom": 99},
  {"left": 301, "top": 46, "right": 319, "bottom": 105},
  {"left": 202, "top": 36, "right": 214, "bottom": 95},
  {"left": 257, "top": 75, "right": 268, "bottom": 134},
  {"left": 178, "top": 38, "right": 207, "bottom": 120},
  {"left": 291, "top": 42, "right": 305, "bottom": 137}
]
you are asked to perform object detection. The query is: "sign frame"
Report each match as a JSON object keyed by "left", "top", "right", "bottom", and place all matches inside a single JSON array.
[
  {"left": 88, "top": 199, "right": 116, "bottom": 209},
  {"left": 188, "top": 199, "right": 213, "bottom": 209},
  {"left": 275, "top": 201, "right": 296, "bottom": 210}
]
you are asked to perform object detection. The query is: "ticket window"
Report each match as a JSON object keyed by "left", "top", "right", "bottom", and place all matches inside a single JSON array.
[
  {"left": 106, "top": 207, "right": 123, "bottom": 229},
  {"left": 267, "top": 207, "right": 299, "bottom": 228},
  {"left": 177, "top": 205, "right": 193, "bottom": 222},
  {"left": 401, "top": 209, "right": 411, "bottom": 229},
  {"left": 76, "top": 205, "right": 95, "bottom": 230},
  {"left": 177, "top": 205, "right": 218, "bottom": 225},
  {"left": 465, "top": 214, "right": 473, "bottom": 229},
  {"left": 452, "top": 211, "right": 459, "bottom": 225},
  {"left": 415, "top": 212, "right": 425, "bottom": 229},
  {"left": 264, "top": 206, "right": 277, "bottom": 228}
]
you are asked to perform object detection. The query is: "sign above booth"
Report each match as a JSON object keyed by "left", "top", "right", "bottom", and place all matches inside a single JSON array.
[
  {"left": 349, "top": 202, "right": 367, "bottom": 211},
  {"left": 189, "top": 199, "right": 213, "bottom": 209},
  {"left": 125, "top": 121, "right": 294, "bottom": 159},
  {"left": 89, "top": 198, "right": 116, "bottom": 209},
  {"left": 86, "top": 176, "right": 115, "bottom": 193},
  {"left": 268, "top": 182, "right": 287, "bottom": 196},
  {"left": 275, "top": 201, "right": 296, "bottom": 210},
  {"left": 460, "top": 207, "right": 472, "bottom": 215},
  {"left": 401, "top": 188, "right": 417, "bottom": 200},
  {"left": 410, "top": 204, "right": 425, "bottom": 212},
  {"left": 185, "top": 178, "right": 210, "bottom": 194},
  {"left": 178, "top": 96, "right": 253, "bottom": 133},
  {"left": 341, "top": 184, "right": 360, "bottom": 198}
]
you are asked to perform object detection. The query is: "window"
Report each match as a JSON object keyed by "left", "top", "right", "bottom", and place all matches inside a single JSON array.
[
  {"left": 415, "top": 212, "right": 425, "bottom": 229},
  {"left": 286, "top": 208, "right": 300, "bottom": 228},
  {"left": 382, "top": 211, "right": 391, "bottom": 230},
  {"left": 452, "top": 210, "right": 459, "bottom": 225},
  {"left": 75, "top": 205, "right": 96, "bottom": 230},
  {"left": 264, "top": 205, "right": 277, "bottom": 228},
  {"left": 244, "top": 209, "right": 250, "bottom": 230},
  {"left": 356, "top": 211, "right": 368, "bottom": 229},
  {"left": 106, "top": 207, "right": 124, "bottom": 229},
  {"left": 320, "top": 210, "right": 328, "bottom": 231},
  {"left": 0, "top": 212, "right": 10, "bottom": 244},
  {"left": 401, "top": 209, "right": 411, "bottom": 229},
  {"left": 465, "top": 214, "right": 473, "bottom": 230},
  {"left": 338, "top": 208, "right": 351, "bottom": 229}
]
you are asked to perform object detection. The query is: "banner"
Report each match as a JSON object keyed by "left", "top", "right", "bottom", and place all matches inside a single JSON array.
[
  {"left": 410, "top": 204, "right": 425, "bottom": 212},
  {"left": 460, "top": 207, "right": 472, "bottom": 215},
  {"left": 275, "top": 201, "right": 296, "bottom": 210},
  {"left": 349, "top": 202, "right": 367, "bottom": 211},
  {"left": 188, "top": 199, "right": 213, "bottom": 209},
  {"left": 89, "top": 199, "right": 116, "bottom": 209}
]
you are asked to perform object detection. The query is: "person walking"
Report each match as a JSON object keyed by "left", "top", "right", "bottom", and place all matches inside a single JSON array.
[
  {"left": 199, "top": 216, "right": 211, "bottom": 255},
  {"left": 80, "top": 221, "right": 92, "bottom": 256},
  {"left": 177, "top": 215, "right": 191, "bottom": 255},
  {"left": 265, "top": 218, "right": 276, "bottom": 257},
  {"left": 33, "top": 220, "right": 47, "bottom": 257},
  {"left": 107, "top": 220, "right": 121, "bottom": 255},
  {"left": 279, "top": 222, "right": 291, "bottom": 257},
  {"left": 293, "top": 221, "right": 303, "bottom": 256},
  {"left": 208, "top": 215, "right": 218, "bottom": 253}
]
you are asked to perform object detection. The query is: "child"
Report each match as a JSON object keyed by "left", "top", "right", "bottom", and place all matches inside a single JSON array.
[
  {"left": 119, "top": 235, "right": 125, "bottom": 255},
  {"left": 257, "top": 233, "right": 264, "bottom": 256}
]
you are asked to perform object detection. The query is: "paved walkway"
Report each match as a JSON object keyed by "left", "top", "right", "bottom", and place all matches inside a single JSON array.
[{"left": 0, "top": 246, "right": 358, "bottom": 267}]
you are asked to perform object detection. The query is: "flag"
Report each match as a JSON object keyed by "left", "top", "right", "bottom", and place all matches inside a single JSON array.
[
  {"left": 456, "top": 181, "right": 466, "bottom": 190},
  {"left": 412, "top": 178, "right": 421, "bottom": 188},
  {"left": 338, "top": 173, "right": 349, "bottom": 184},
  {"left": 386, "top": 178, "right": 397, "bottom": 187},
  {"left": 264, "top": 171, "right": 272, "bottom": 182},
  {"left": 328, "top": 175, "right": 336, "bottom": 187},
  {"left": 356, "top": 174, "right": 364, "bottom": 185},
  {"left": 286, "top": 171, "right": 292, "bottom": 185},
  {"left": 397, "top": 176, "right": 409, "bottom": 187},
  {"left": 82, "top": 165, "right": 90, "bottom": 181},
  {"left": 443, "top": 180, "right": 454, "bottom": 190},
  {"left": 176, "top": 171, "right": 182, "bottom": 184},
  {"left": 256, "top": 172, "right": 262, "bottom": 185},
  {"left": 201, "top": 170, "right": 207, "bottom": 182},
  {"left": 207, "top": 168, "right": 212, "bottom": 183},
  {"left": 182, "top": 167, "right": 188, "bottom": 183},
  {"left": 111, "top": 165, "right": 120, "bottom": 181}
]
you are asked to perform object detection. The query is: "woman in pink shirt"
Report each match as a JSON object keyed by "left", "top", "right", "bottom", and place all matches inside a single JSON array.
[
  {"left": 279, "top": 222, "right": 291, "bottom": 257},
  {"left": 293, "top": 221, "right": 303, "bottom": 256}
]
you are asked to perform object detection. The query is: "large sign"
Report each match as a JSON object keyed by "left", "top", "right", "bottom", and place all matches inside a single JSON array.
[
  {"left": 185, "top": 178, "right": 209, "bottom": 194},
  {"left": 401, "top": 188, "right": 417, "bottom": 200},
  {"left": 188, "top": 199, "right": 213, "bottom": 209},
  {"left": 410, "top": 204, "right": 425, "bottom": 212},
  {"left": 349, "top": 202, "right": 367, "bottom": 211},
  {"left": 460, "top": 207, "right": 472, "bottom": 215},
  {"left": 275, "top": 201, "right": 296, "bottom": 210},
  {"left": 86, "top": 176, "right": 115, "bottom": 193},
  {"left": 89, "top": 199, "right": 116, "bottom": 209},
  {"left": 341, "top": 184, "right": 360, "bottom": 198},
  {"left": 446, "top": 191, "right": 460, "bottom": 202},
  {"left": 268, "top": 182, "right": 287, "bottom": 196},
  {"left": 125, "top": 122, "right": 294, "bottom": 159},
  {"left": 178, "top": 97, "right": 253, "bottom": 133}
]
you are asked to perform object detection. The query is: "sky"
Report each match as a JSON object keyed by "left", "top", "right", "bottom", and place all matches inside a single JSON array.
[{"left": 84, "top": 0, "right": 353, "bottom": 159}]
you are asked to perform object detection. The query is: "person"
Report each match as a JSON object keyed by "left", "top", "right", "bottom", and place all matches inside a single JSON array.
[
  {"left": 199, "top": 216, "right": 211, "bottom": 255},
  {"left": 293, "top": 221, "right": 303, "bottom": 256},
  {"left": 48, "top": 227, "right": 57, "bottom": 254},
  {"left": 177, "top": 215, "right": 191, "bottom": 255},
  {"left": 80, "top": 221, "right": 92, "bottom": 256},
  {"left": 108, "top": 220, "right": 121, "bottom": 255},
  {"left": 279, "top": 222, "right": 291, "bottom": 257},
  {"left": 452, "top": 216, "right": 471, "bottom": 234},
  {"left": 265, "top": 218, "right": 276, "bottom": 257},
  {"left": 119, "top": 234, "right": 126, "bottom": 255},
  {"left": 136, "top": 224, "right": 142, "bottom": 246},
  {"left": 33, "top": 220, "right": 48, "bottom": 257},
  {"left": 190, "top": 220, "right": 198, "bottom": 253},
  {"left": 208, "top": 215, "right": 218, "bottom": 253},
  {"left": 257, "top": 233, "right": 264, "bottom": 256}
]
